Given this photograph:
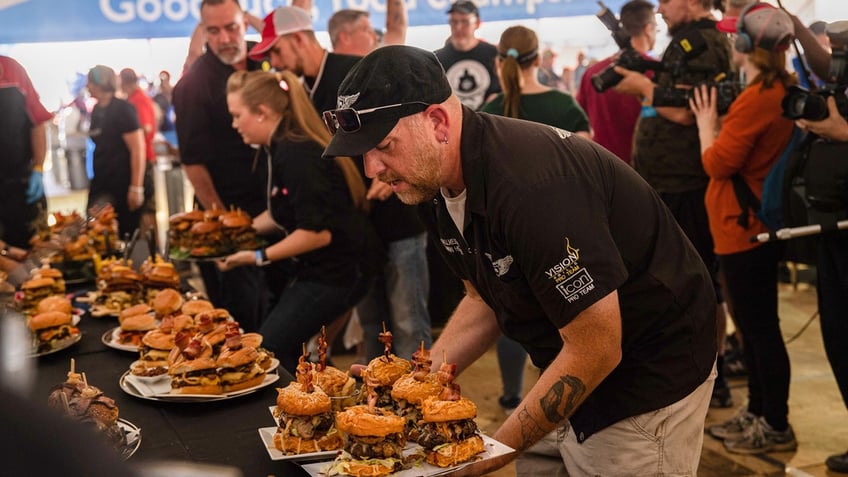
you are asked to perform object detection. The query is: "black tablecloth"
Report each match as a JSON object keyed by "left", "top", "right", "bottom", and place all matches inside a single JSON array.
[{"left": 26, "top": 296, "right": 310, "bottom": 477}]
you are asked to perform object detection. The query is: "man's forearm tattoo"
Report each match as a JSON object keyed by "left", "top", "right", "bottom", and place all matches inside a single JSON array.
[
  {"left": 540, "top": 375, "right": 586, "bottom": 424},
  {"left": 517, "top": 408, "right": 547, "bottom": 449}
]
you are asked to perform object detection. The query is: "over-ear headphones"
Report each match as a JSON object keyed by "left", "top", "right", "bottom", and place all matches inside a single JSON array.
[{"left": 733, "top": 2, "right": 761, "bottom": 54}]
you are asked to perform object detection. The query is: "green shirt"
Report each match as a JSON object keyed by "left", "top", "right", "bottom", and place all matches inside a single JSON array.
[{"left": 481, "top": 89, "right": 590, "bottom": 133}]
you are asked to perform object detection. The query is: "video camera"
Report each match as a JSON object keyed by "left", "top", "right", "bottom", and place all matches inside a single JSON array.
[
  {"left": 590, "top": 1, "right": 660, "bottom": 92},
  {"left": 590, "top": 1, "right": 740, "bottom": 113},
  {"left": 782, "top": 21, "right": 848, "bottom": 121}
]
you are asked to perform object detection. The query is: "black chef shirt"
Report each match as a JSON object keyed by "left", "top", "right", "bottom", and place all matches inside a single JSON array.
[
  {"left": 419, "top": 107, "right": 717, "bottom": 442},
  {"left": 172, "top": 44, "right": 268, "bottom": 217}
]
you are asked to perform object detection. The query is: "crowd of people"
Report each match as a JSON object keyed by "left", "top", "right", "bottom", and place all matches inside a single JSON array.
[{"left": 3, "top": 0, "right": 848, "bottom": 474}]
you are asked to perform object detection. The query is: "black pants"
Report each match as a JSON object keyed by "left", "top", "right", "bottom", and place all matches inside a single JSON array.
[
  {"left": 660, "top": 187, "right": 723, "bottom": 303},
  {"left": 198, "top": 262, "right": 269, "bottom": 333},
  {"left": 818, "top": 231, "right": 848, "bottom": 409},
  {"left": 0, "top": 178, "right": 44, "bottom": 249},
  {"left": 720, "top": 241, "right": 790, "bottom": 429}
]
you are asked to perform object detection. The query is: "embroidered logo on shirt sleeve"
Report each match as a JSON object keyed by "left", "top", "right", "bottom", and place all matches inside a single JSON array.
[
  {"left": 544, "top": 237, "right": 595, "bottom": 303},
  {"left": 485, "top": 253, "right": 514, "bottom": 278}
]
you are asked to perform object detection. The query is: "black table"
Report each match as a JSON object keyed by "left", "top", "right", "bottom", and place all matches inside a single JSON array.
[{"left": 27, "top": 297, "right": 311, "bottom": 477}]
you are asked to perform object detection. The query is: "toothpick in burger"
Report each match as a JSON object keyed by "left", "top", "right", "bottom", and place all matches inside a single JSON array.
[
  {"left": 358, "top": 325, "right": 410, "bottom": 409},
  {"left": 312, "top": 326, "right": 356, "bottom": 408},
  {"left": 273, "top": 344, "right": 342, "bottom": 454}
]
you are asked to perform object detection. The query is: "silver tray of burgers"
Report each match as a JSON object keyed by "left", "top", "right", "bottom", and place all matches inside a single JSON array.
[
  {"left": 119, "top": 328, "right": 281, "bottom": 402},
  {"left": 28, "top": 295, "right": 83, "bottom": 357},
  {"left": 119, "top": 370, "right": 279, "bottom": 402},
  {"left": 167, "top": 208, "right": 260, "bottom": 261}
]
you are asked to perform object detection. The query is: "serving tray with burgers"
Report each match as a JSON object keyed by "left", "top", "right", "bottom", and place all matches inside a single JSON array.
[
  {"left": 31, "top": 206, "right": 124, "bottom": 284},
  {"left": 167, "top": 207, "right": 261, "bottom": 260},
  {"left": 27, "top": 294, "right": 82, "bottom": 357},
  {"left": 119, "top": 319, "right": 279, "bottom": 402},
  {"left": 299, "top": 352, "right": 514, "bottom": 477}
]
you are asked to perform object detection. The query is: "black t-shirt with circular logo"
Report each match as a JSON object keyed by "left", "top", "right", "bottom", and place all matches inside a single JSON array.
[{"left": 435, "top": 41, "right": 501, "bottom": 111}]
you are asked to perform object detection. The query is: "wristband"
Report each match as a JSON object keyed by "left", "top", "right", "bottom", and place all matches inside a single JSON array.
[
  {"left": 255, "top": 249, "right": 270, "bottom": 266},
  {"left": 32, "top": 164, "right": 44, "bottom": 173},
  {"left": 129, "top": 185, "right": 144, "bottom": 193}
]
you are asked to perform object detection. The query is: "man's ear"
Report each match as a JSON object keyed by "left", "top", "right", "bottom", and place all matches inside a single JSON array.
[{"left": 425, "top": 104, "right": 451, "bottom": 141}]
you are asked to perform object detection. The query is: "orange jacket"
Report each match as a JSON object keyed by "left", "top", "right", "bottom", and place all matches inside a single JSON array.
[{"left": 701, "top": 81, "right": 794, "bottom": 255}]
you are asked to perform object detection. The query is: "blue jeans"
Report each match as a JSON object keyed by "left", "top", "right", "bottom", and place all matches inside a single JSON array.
[
  {"left": 261, "top": 275, "right": 370, "bottom": 375},
  {"left": 358, "top": 233, "right": 431, "bottom": 361},
  {"left": 497, "top": 335, "right": 527, "bottom": 400}
]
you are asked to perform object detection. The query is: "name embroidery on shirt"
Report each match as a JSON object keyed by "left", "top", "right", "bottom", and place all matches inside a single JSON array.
[
  {"left": 544, "top": 237, "right": 595, "bottom": 303},
  {"left": 440, "top": 238, "right": 463, "bottom": 255}
]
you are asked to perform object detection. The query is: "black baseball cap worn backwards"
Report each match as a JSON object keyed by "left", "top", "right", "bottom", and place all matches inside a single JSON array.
[{"left": 322, "top": 45, "right": 452, "bottom": 158}]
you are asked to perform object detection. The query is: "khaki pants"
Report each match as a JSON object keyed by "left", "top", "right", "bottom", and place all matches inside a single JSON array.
[{"left": 516, "top": 363, "right": 716, "bottom": 477}]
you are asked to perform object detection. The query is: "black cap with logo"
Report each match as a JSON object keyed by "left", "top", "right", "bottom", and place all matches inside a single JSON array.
[{"left": 323, "top": 45, "right": 452, "bottom": 158}]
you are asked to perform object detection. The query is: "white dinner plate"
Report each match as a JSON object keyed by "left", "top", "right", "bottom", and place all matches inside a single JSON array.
[
  {"left": 257, "top": 427, "right": 341, "bottom": 461},
  {"left": 102, "top": 327, "right": 140, "bottom": 352}
]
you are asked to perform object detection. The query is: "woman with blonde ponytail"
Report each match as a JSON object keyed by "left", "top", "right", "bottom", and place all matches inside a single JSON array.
[
  {"left": 482, "top": 26, "right": 591, "bottom": 139},
  {"left": 221, "top": 69, "right": 380, "bottom": 374}
]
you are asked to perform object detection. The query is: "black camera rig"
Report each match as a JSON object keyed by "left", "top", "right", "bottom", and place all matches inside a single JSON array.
[
  {"left": 590, "top": 1, "right": 739, "bottom": 113},
  {"left": 782, "top": 21, "right": 848, "bottom": 121}
]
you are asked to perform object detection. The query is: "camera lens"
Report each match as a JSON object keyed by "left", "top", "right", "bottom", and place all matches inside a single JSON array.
[{"left": 781, "top": 88, "right": 829, "bottom": 121}]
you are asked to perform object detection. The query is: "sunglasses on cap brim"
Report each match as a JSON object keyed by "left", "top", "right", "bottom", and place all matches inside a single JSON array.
[{"left": 322, "top": 101, "right": 430, "bottom": 135}]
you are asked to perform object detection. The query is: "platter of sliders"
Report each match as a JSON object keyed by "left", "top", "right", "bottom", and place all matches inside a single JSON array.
[
  {"left": 49, "top": 359, "right": 142, "bottom": 460},
  {"left": 80, "top": 254, "right": 181, "bottom": 318},
  {"left": 259, "top": 330, "right": 358, "bottom": 461},
  {"left": 261, "top": 327, "right": 513, "bottom": 475},
  {"left": 167, "top": 207, "right": 261, "bottom": 261},
  {"left": 31, "top": 206, "right": 124, "bottom": 284},
  {"left": 115, "top": 290, "right": 280, "bottom": 402}
]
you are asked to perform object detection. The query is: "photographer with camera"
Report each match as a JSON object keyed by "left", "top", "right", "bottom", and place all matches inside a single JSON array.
[
  {"left": 689, "top": 2, "right": 799, "bottom": 454},
  {"left": 614, "top": 0, "right": 734, "bottom": 408},
  {"left": 577, "top": 0, "right": 657, "bottom": 165},
  {"left": 785, "top": 14, "right": 848, "bottom": 473}
]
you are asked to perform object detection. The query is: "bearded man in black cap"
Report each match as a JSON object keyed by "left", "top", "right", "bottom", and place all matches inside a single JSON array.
[{"left": 322, "top": 45, "right": 718, "bottom": 476}]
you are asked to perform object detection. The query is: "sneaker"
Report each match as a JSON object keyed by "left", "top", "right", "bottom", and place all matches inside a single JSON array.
[
  {"left": 724, "top": 417, "right": 797, "bottom": 455},
  {"left": 826, "top": 451, "right": 848, "bottom": 473},
  {"left": 498, "top": 395, "right": 521, "bottom": 415},
  {"left": 710, "top": 379, "right": 734, "bottom": 408},
  {"left": 723, "top": 351, "right": 748, "bottom": 378},
  {"left": 708, "top": 408, "right": 756, "bottom": 441}
]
